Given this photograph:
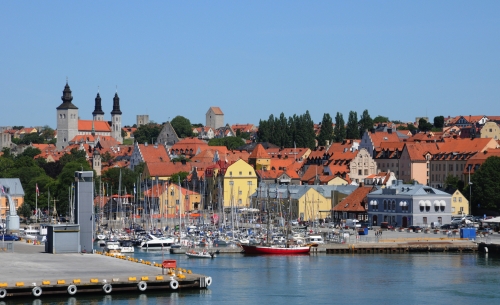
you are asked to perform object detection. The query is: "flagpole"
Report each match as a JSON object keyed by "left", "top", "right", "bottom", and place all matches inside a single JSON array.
[{"left": 35, "top": 185, "right": 38, "bottom": 223}]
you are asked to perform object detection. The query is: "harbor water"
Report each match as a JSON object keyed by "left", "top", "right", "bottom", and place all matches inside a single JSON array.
[{"left": 3, "top": 250, "right": 500, "bottom": 304}]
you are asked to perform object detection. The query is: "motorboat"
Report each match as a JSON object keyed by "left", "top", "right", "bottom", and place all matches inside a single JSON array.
[
  {"left": 97, "top": 233, "right": 106, "bottom": 240},
  {"left": 305, "top": 235, "right": 325, "bottom": 245},
  {"left": 139, "top": 234, "right": 175, "bottom": 250},
  {"left": 119, "top": 240, "right": 135, "bottom": 253},
  {"left": 104, "top": 241, "right": 121, "bottom": 256},
  {"left": 185, "top": 249, "right": 217, "bottom": 258}
]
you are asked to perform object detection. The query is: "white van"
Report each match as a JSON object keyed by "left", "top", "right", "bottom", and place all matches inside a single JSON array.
[{"left": 345, "top": 219, "right": 361, "bottom": 229}]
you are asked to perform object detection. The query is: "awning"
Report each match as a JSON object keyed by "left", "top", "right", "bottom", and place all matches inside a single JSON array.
[
  {"left": 440, "top": 200, "right": 446, "bottom": 207},
  {"left": 403, "top": 201, "right": 408, "bottom": 206},
  {"left": 425, "top": 200, "right": 431, "bottom": 207},
  {"left": 433, "top": 200, "right": 440, "bottom": 206},
  {"left": 419, "top": 200, "right": 425, "bottom": 207}
]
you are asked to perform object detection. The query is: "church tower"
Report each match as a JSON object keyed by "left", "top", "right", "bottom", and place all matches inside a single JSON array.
[
  {"left": 110, "top": 91, "right": 123, "bottom": 143},
  {"left": 92, "top": 148, "right": 102, "bottom": 176},
  {"left": 56, "top": 81, "right": 79, "bottom": 150},
  {"left": 92, "top": 90, "right": 105, "bottom": 121}
]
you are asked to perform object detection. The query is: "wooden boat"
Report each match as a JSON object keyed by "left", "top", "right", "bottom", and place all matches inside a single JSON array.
[
  {"left": 240, "top": 244, "right": 311, "bottom": 255},
  {"left": 185, "top": 249, "right": 216, "bottom": 258}
]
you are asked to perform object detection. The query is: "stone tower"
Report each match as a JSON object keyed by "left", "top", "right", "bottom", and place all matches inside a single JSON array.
[
  {"left": 56, "top": 82, "right": 79, "bottom": 150},
  {"left": 136, "top": 115, "right": 149, "bottom": 127},
  {"left": 110, "top": 92, "right": 123, "bottom": 143},
  {"left": 92, "top": 91, "right": 105, "bottom": 121},
  {"left": 206, "top": 107, "right": 224, "bottom": 130},
  {"left": 92, "top": 148, "right": 102, "bottom": 176}
]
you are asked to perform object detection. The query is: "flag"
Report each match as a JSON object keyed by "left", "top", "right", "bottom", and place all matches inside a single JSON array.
[
  {"left": 36, "top": 184, "right": 40, "bottom": 197},
  {"left": 0, "top": 185, "right": 4, "bottom": 194},
  {"left": 134, "top": 183, "right": 136, "bottom": 194}
]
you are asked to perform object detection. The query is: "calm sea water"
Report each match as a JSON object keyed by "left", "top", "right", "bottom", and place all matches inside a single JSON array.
[{"left": 4, "top": 250, "right": 500, "bottom": 305}]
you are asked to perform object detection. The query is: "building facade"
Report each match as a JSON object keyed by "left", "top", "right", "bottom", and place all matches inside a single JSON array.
[{"left": 367, "top": 180, "right": 452, "bottom": 227}]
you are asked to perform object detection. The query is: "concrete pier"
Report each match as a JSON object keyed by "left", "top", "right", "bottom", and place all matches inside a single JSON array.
[{"left": 0, "top": 243, "right": 211, "bottom": 299}]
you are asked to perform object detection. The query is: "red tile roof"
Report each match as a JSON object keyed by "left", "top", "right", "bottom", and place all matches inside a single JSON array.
[
  {"left": 209, "top": 106, "right": 224, "bottom": 115},
  {"left": 249, "top": 144, "right": 269, "bottom": 159},
  {"left": 333, "top": 186, "right": 374, "bottom": 212},
  {"left": 78, "top": 120, "right": 111, "bottom": 132},
  {"left": 170, "top": 137, "right": 209, "bottom": 158}
]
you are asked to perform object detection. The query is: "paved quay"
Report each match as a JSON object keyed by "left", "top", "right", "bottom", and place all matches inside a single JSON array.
[{"left": 0, "top": 242, "right": 211, "bottom": 299}]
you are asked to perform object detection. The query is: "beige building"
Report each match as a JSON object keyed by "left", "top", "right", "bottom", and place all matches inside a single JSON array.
[
  {"left": 480, "top": 121, "right": 500, "bottom": 140},
  {"left": 206, "top": 107, "right": 224, "bottom": 130},
  {"left": 348, "top": 148, "right": 378, "bottom": 184}
]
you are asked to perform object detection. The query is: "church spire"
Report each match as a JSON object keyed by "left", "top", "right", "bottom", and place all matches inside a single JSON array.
[
  {"left": 61, "top": 81, "right": 73, "bottom": 104},
  {"left": 92, "top": 89, "right": 104, "bottom": 118},
  {"left": 111, "top": 91, "right": 122, "bottom": 115}
]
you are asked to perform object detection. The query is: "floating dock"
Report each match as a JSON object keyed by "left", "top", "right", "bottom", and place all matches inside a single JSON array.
[
  {"left": 312, "top": 238, "right": 478, "bottom": 254},
  {"left": 0, "top": 243, "right": 211, "bottom": 299}
]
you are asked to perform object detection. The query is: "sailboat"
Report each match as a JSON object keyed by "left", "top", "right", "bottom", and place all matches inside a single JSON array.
[{"left": 240, "top": 185, "right": 312, "bottom": 255}]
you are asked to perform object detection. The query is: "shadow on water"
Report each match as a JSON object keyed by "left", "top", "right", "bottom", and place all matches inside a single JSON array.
[{"left": 0, "top": 290, "right": 213, "bottom": 305}]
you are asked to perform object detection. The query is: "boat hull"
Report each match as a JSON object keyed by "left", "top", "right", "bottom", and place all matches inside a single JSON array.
[{"left": 240, "top": 244, "right": 310, "bottom": 255}]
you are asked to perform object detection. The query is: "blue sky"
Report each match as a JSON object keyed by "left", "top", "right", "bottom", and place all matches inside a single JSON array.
[{"left": 1, "top": 1, "right": 499, "bottom": 128}]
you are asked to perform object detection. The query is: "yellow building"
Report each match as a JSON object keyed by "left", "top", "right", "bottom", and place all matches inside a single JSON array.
[
  {"left": 156, "top": 184, "right": 201, "bottom": 217},
  {"left": 450, "top": 189, "right": 469, "bottom": 216},
  {"left": 223, "top": 159, "right": 258, "bottom": 209},
  {"left": 296, "top": 187, "right": 331, "bottom": 221},
  {"left": 247, "top": 144, "right": 270, "bottom": 170}
]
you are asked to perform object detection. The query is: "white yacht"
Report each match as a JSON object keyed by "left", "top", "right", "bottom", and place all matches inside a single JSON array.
[
  {"left": 104, "top": 241, "right": 121, "bottom": 256},
  {"left": 139, "top": 234, "right": 175, "bottom": 250}
]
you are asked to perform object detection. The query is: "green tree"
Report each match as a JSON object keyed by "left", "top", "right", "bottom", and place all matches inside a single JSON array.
[
  {"left": 17, "top": 202, "right": 32, "bottom": 219},
  {"left": 444, "top": 174, "right": 460, "bottom": 190},
  {"left": 208, "top": 137, "right": 245, "bottom": 150},
  {"left": 59, "top": 148, "right": 87, "bottom": 167},
  {"left": 433, "top": 116, "right": 445, "bottom": 129},
  {"left": 418, "top": 118, "right": 433, "bottom": 132},
  {"left": 40, "top": 125, "right": 55, "bottom": 141},
  {"left": 18, "top": 147, "right": 41, "bottom": 159},
  {"left": 19, "top": 133, "right": 45, "bottom": 145},
  {"left": 333, "top": 112, "right": 346, "bottom": 143},
  {"left": 373, "top": 116, "right": 389, "bottom": 124},
  {"left": 469, "top": 156, "right": 500, "bottom": 213},
  {"left": 346, "top": 111, "right": 359, "bottom": 139},
  {"left": 133, "top": 123, "right": 162, "bottom": 144},
  {"left": 358, "top": 109, "right": 373, "bottom": 138},
  {"left": 317, "top": 113, "right": 334, "bottom": 146},
  {"left": 170, "top": 172, "right": 190, "bottom": 184},
  {"left": 171, "top": 116, "right": 194, "bottom": 138}
]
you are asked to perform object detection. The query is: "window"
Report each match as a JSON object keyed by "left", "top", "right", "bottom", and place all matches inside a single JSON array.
[
  {"left": 427, "top": 163, "right": 429, "bottom": 169},
  {"left": 453, "top": 197, "right": 456, "bottom": 202},
  {"left": 364, "top": 169, "right": 368, "bottom": 175},
  {"left": 384, "top": 200, "right": 387, "bottom": 210},
  {"left": 423, "top": 217, "right": 427, "bottom": 224},
  {"left": 449, "top": 164, "right": 453, "bottom": 171},
  {"left": 358, "top": 170, "right": 362, "bottom": 175},
  {"left": 438, "top": 164, "right": 441, "bottom": 171},
  {"left": 239, "top": 171, "right": 242, "bottom": 175},
  {"left": 459, "top": 197, "right": 462, "bottom": 202},
  {"left": 431, "top": 164, "right": 434, "bottom": 171},
  {"left": 238, "top": 190, "right": 242, "bottom": 195},
  {"left": 438, "top": 217, "right": 442, "bottom": 224}
]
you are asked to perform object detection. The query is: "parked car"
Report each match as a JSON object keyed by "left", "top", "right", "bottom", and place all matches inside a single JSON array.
[
  {"left": 291, "top": 220, "right": 299, "bottom": 226},
  {"left": 380, "top": 222, "right": 394, "bottom": 230},
  {"left": 440, "top": 224, "right": 459, "bottom": 230},
  {"left": 0, "top": 234, "right": 20, "bottom": 241},
  {"left": 359, "top": 222, "right": 373, "bottom": 230},
  {"left": 408, "top": 225, "right": 422, "bottom": 232}
]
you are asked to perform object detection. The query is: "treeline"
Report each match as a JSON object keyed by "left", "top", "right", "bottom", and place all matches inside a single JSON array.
[
  {"left": 257, "top": 111, "right": 317, "bottom": 149},
  {"left": 0, "top": 147, "right": 143, "bottom": 220},
  {"left": 257, "top": 110, "right": 374, "bottom": 148}
]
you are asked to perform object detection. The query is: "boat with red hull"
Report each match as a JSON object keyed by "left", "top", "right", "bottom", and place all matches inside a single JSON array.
[{"left": 240, "top": 244, "right": 311, "bottom": 255}]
